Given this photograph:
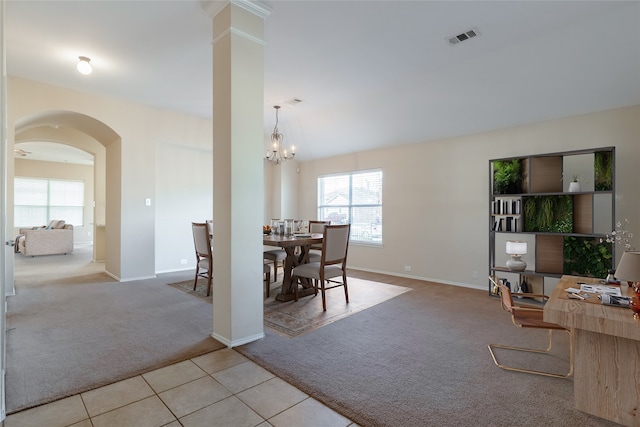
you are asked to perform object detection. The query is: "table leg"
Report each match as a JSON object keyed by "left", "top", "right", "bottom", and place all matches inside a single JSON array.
[{"left": 275, "top": 245, "right": 316, "bottom": 302}]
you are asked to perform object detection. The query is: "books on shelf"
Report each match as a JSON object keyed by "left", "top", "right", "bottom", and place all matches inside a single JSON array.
[
  {"left": 492, "top": 216, "right": 519, "bottom": 232},
  {"left": 491, "top": 198, "right": 521, "bottom": 215}
]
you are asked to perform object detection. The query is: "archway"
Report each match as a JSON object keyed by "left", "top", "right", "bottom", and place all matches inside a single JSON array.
[{"left": 11, "top": 110, "right": 121, "bottom": 285}]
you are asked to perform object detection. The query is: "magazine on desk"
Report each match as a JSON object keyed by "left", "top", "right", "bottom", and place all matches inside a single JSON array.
[
  {"left": 579, "top": 283, "right": 622, "bottom": 296},
  {"left": 576, "top": 283, "right": 631, "bottom": 307}
]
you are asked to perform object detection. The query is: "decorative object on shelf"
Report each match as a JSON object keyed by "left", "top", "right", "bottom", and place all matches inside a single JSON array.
[
  {"left": 77, "top": 56, "right": 92, "bottom": 75},
  {"left": 568, "top": 175, "right": 581, "bottom": 192},
  {"left": 613, "top": 251, "right": 640, "bottom": 293},
  {"left": 602, "top": 218, "right": 635, "bottom": 251},
  {"left": 265, "top": 105, "right": 295, "bottom": 165},
  {"left": 492, "top": 159, "right": 522, "bottom": 194},
  {"left": 505, "top": 240, "right": 527, "bottom": 271}
]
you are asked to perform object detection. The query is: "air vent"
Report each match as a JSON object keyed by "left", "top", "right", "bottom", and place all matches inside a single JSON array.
[{"left": 447, "top": 28, "right": 479, "bottom": 45}]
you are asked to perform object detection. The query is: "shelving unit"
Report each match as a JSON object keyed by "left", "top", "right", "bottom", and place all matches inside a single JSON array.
[{"left": 489, "top": 147, "right": 615, "bottom": 297}]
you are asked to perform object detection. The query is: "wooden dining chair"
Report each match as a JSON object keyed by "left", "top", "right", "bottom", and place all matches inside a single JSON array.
[
  {"left": 308, "top": 220, "right": 330, "bottom": 263},
  {"left": 263, "top": 249, "right": 286, "bottom": 282},
  {"left": 263, "top": 263, "right": 271, "bottom": 297},
  {"left": 487, "top": 276, "right": 573, "bottom": 378},
  {"left": 291, "top": 224, "right": 351, "bottom": 311},
  {"left": 191, "top": 222, "right": 213, "bottom": 296}
]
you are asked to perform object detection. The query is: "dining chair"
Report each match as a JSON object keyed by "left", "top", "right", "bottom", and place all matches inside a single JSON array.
[
  {"left": 291, "top": 224, "right": 351, "bottom": 311},
  {"left": 487, "top": 276, "right": 573, "bottom": 378},
  {"left": 308, "top": 220, "right": 330, "bottom": 263},
  {"left": 191, "top": 222, "right": 213, "bottom": 296},
  {"left": 263, "top": 249, "right": 286, "bottom": 282},
  {"left": 263, "top": 263, "right": 271, "bottom": 297}
]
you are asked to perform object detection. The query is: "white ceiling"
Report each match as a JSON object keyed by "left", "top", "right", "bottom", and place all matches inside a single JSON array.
[{"left": 6, "top": 1, "right": 640, "bottom": 163}]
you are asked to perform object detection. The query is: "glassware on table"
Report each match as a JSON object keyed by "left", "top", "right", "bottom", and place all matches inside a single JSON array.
[{"left": 285, "top": 219, "right": 294, "bottom": 237}]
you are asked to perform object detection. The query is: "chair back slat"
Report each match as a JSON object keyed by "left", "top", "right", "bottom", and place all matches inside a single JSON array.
[
  {"left": 192, "top": 222, "right": 212, "bottom": 257},
  {"left": 323, "top": 224, "right": 350, "bottom": 263},
  {"left": 499, "top": 281, "right": 514, "bottom": 313}
]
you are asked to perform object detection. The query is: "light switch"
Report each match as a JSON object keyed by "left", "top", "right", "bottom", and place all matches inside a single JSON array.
[{"left": 145, "top": 198, "right": 151, "bottom": 206}]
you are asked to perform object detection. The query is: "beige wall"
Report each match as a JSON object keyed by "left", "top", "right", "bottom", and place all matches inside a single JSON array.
[
  {"left": 8, "top": 76, "right": 213, "bottom": 279},
  {"left": 296, "top": 105, "right": 640, "bottom": 291},
  {"left": 14, "top": 159, "right": 94, "bottom": 243}
]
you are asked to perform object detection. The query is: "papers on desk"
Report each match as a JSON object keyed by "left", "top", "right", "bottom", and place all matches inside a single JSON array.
[{"left": 579, "top": 283, "right": 622, "bottom": 296}]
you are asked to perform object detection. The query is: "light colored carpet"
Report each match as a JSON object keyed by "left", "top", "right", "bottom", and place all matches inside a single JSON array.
[
  {"left": 237, "top": 270, "right": 619, "bottom": 427},
  {"left": 170, "top": 277, "right": 412, "bottom": 337},
  {"left": 7, "top": 246, "right": 224, "bottom": 414}
]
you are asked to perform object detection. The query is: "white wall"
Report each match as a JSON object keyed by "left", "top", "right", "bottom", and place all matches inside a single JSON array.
[{"left": 296, "top": 105, "right": 640, "bottom": 290}]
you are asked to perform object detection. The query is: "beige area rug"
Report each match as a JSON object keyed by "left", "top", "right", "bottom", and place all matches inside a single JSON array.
[{"left": 168, "top": 277, "right": 412, "bottom": 337}]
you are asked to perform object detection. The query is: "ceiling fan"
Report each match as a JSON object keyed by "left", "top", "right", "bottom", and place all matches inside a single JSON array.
[{"left": 13, "top": 148, "right": 31, "bottom": 157}]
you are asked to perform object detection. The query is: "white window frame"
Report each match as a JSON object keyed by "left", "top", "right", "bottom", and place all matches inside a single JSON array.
[
  {"left": 317, "top": 169, "right": 383, "bottom": 244},
  {"left": 14, "top": 177, "right": 85, "bottom": 227}
]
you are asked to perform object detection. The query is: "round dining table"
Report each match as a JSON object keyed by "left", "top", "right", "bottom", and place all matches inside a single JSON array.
[{"left": 263, "top": 233, "right": 323, "bottom": 301}]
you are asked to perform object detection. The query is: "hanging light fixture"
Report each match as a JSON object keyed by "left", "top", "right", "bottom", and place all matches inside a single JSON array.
[
  {"left": 265, "top": 106, "right": 295, "bottom": 165},
  {"left": 77, "top": 56, "right": 92, "bottom": 75}
]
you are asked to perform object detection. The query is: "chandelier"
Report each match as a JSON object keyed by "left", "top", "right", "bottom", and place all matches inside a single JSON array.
[{"left": 265, "top": 105, "right": 295, "bottom": 165}]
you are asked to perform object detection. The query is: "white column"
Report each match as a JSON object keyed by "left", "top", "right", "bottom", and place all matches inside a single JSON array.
[
  {"left": 1, "top": 0, "right": 8, "bottom": 418},
  {"left": 208, "top": 1, "right": 269, "bottom": 346}
]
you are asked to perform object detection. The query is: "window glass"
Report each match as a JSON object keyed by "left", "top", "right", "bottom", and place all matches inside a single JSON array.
[
  {"left": 318, "top": 170, "right": 382, "bottom": 243},
  {"left": 14, "top": 178, "right": 84, "bottom": 227}
]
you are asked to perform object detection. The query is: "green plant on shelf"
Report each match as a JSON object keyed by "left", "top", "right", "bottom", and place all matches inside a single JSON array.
[
  {"left": 564, "top": 236, "right": 612, "bottom": 279},
  {"left": 594, "top": 151, "right": 613, "bottom": 191},
  {"left": 523, "top": 195, "right": 573, "bottom": 233},
  {"left": 493, "top": 159, "right": 522, "bottom": 194}
]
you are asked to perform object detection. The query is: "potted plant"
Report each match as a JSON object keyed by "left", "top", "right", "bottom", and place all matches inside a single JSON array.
[{"left": 568, "top": 175, "right": 581, "bottom": 192}]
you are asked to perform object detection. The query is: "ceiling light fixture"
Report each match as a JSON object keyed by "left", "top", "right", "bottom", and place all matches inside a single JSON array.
[
  {"left": 77, "top": 56, "right": 92, "bottom": 75},
  {"left": 265, "top": 105, "right": 295, "bottom": 165}
]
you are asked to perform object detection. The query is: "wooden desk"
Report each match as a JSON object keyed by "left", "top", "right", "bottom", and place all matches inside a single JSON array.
[
  {"left": 263, "top": 233, "right": 323, "bottom": 302},
  {"left": 544, "top": 275, "right": 640, "bottom": 426}
]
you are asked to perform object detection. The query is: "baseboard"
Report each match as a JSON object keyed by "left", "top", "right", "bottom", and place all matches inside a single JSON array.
[
  {"left": 211, "top": 331, "right": 265, "bottom": 348},
  {"left": 349, "top": 267, "right": 486, "bottom": 291}
]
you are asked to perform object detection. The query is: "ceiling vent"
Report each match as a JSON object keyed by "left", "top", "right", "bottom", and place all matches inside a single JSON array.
[{"left": 447, "top": 28, "right": 479, "bottom": 45}]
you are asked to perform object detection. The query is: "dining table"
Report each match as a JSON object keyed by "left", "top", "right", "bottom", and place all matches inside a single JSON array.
[{"left": 263, "top": 232, "right": 323, "bottom": 301}]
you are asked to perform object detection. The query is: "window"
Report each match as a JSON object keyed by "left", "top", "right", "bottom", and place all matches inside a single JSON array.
[
  {"left": 318, "top": 169, "right": 382, "bottom": 243},
  {"left": 14, "top": 178, "right": 84, "bottom": 227}
]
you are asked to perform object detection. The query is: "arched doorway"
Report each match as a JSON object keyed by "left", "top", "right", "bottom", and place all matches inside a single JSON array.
[{"left": 9, "top": 110, "right": 121, "bottom": 293}]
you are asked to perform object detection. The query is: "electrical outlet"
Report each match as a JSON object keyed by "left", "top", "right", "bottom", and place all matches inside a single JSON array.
[
  {"left": 180, "top": 259, "right": 188, "bottom": 264},
  {"left": 404, "top": 266, "right": 411, "bottom": 272},
  {"left": 472, "top": 270, "right": 478, "bottom": 279}
]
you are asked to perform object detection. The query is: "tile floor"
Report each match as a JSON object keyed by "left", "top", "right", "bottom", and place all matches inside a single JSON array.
[{"left": 3, "top": 348, "right": 358, "bottom": 427}]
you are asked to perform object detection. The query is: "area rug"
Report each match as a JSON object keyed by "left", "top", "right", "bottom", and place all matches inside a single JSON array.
[
  {"left": 168, "top": 277, "right": 412, "bottom": 337},
  {"left": 169, "top": 278, "right": 212, "bottom": 301}
]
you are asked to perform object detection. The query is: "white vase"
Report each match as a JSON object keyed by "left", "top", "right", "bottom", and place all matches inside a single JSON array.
[{"left": 568, "top": 181, "right": 581, "bottom": 192}]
